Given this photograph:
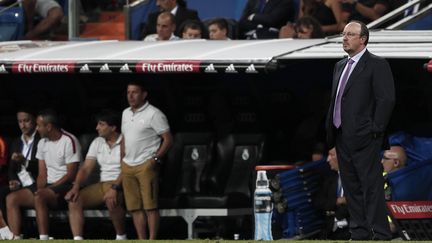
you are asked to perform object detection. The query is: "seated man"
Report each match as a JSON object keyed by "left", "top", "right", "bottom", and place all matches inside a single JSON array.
[
  {"left": 314, "top": 147, "right": 350, "bottom": 240},
  {"left": 382, "top": 145, "right": 407, "bottom": 175},
  {"left": 238, "top": 0, "right": 295, "bottom": 39},
  {"left": 65, "top": 110, "right": 126, "bottom": 240},
  {"left": 144, "top": 12, "right": 180, "bottom": 41},
  {"left": 382, "top": 145, "right": 407, "bottom": 235},
  {"left": 181, "top": 20, "right": 203, "bottom": 39},
  {"left": 22, "top": 0, "right": 64, "bottom": 39},
  {"left": 207, "top": 18, "right": 230, "bottom": 40},
  {"left": 5, "top": 108, "right": 40, "bottom": 240},
  {"left": 143, "top": 0, "right": 200, "bottom": 38},
  {"left": 33, "top": 109, "right": 81, "bottom": 240}
]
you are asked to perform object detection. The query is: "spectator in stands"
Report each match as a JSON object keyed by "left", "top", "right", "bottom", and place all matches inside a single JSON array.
[
  {"left": 144, "top": 12, "right": 180, "bottom": 41},
  {"left": 65, "top": 109, "right": 126, "bottom": 240},
  {"left": 121, "top": 81, "right": 173, "bottom": 239},
  {"left": 314, "top": 147, "right": 350, "bottom": 240},
  {"left": 3, "top": 109, "right": 40, "bottom": 239},
  {"left": 22, "top": 0, "right": 64, "bottom": 40},
  {"left": 207, "top": 18, "right": 230, "bottom": 40},
  {"left": 341, "top": 0, "right": 389, "bottom": 24},
  {"left": 33, "top": 109, "right": 81, "bottom": 240},
  {"left": 279, "top": 16, "right": 324, "bottom": 38},
  {"left": 299, "top": 0, "right": 345, "bottom": 35},
  {"left": 239, "top": 0, "right": 296, "bottom": 39},
  {"left": 181, "top": 20, "right": 203, "bottom": 39},
  {"left": 143, "top": 0, "right": 200, "bottom": 38}
]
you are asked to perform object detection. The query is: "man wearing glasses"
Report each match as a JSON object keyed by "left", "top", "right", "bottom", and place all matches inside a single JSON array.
[{"left": 326, "top": 20, "right": 395, "bottom": 240}]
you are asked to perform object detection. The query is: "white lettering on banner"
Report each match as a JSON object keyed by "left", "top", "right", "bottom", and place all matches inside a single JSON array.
[
  {"left": 390, "top": 204, "right": 432, "bottom": 215},
  {"left": 137, "top": 61, "right": 200, "bottom": 73},
  {"left": 14, "top": 63, "right": 73, "bottom": 73},
  {"left": 141, "top": 63, "right": 194, "bottom": 73}
]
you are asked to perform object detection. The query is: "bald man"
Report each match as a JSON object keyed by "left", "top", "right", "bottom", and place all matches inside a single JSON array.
[
  {"left": 143, "top": 0, "right": 200, "bottom": 38},
  {"left": 382, "top": 146, "right": 407, "bottom": 173},
  {"left": 144, "top": 12, "right": 180, "bottom": 41}
]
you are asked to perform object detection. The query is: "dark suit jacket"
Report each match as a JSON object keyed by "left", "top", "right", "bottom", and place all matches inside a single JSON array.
[
  {"left": 143, "top": 6, "right": 200, "bottom": 38},
  {"left": 239, "top": 0, "right": 295, "bottom": 37},
  {"left": 326, "top": 50, "right": 395, "bottom": 149},
  {"left": 8, "top": 133, "right": 40, "bottom": 183}
]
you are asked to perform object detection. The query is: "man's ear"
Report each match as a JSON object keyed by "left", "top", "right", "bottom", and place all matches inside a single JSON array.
[{"left": 394, "top": 159, "right": 400, "bottom": 168}]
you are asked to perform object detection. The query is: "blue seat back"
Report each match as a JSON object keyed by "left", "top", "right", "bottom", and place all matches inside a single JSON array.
[
  {"left": 389, "top": 131, "right": 432, "bottom": 165},
  {"left": 128, "top": 0, "right": 158, "bottom": 40},
  {"left": 0, "top": 7, "right": 25, "bottom": 41},
  {"left": 388, "top": 159, "right": 432, "bottom": 200}
]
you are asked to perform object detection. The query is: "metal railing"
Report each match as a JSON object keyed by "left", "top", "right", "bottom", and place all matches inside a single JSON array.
[
  {"left": 387, "top": 3, "right": 432, "bottom": 30},
  {"left": 367, "top": 0, "right": 428, "bottom": 29}
]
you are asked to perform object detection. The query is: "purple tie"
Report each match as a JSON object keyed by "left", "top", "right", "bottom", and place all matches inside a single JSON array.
[{"left": 333, "top": 59, "right": 354, "bottom": 128}]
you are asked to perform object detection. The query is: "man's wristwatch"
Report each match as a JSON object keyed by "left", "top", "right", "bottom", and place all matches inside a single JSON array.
[{"left": 111, "top": 184, "right": 121, "bottom": 191}]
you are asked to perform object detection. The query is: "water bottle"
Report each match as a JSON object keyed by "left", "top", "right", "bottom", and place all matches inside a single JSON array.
[{"left": 254, "top": 170, "right": 273, "bottom": 240}]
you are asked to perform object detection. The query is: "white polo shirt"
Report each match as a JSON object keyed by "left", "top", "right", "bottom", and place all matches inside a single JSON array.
[
  {"left": 36, "top": 130, "right": 81, "bottom": 184},
  {"left": 86, "top": 135, "right": 122, "bottom": 182},
  {"left": 122, "top": 102, "right": 170, "bottom": 166}
]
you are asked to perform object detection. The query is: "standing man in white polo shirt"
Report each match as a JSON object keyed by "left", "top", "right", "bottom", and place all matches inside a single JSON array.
[
  {"left": 121, "top": 81, "right": 173, "bottom": 240},
  {"left": 65, "top": 109, "right": 127, "bottom": 240},
  {"left": 34, "top": 109, "right": 81, "bottom": 240}
]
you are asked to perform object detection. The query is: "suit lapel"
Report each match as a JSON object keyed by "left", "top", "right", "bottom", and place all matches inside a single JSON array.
[
  {"left": 343, "top": 50, "right": 369, "bottom": 95},
  {"left": 331, "top": 59, "right": 348, "bottom": 99}
]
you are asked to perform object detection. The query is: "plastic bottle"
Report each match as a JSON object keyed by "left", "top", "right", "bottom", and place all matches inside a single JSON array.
[{"left": 254, "top": 170, "right": 273, "bottom": 240}]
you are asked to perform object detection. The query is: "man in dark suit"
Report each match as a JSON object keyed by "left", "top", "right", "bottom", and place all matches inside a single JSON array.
[
  {"left": 325, "top": 20, "right": 395, "bottom": 240},
  {"left": 238, "top": 0, "right": 295, "bottom": 39},
  {"left": 143, "top": 0, "right": 200, "bottom": 38}
]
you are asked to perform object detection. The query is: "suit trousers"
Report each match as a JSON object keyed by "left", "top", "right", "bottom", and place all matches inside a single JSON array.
[{"left": 335, "top": 130, "right": 392, "bottom": 240}]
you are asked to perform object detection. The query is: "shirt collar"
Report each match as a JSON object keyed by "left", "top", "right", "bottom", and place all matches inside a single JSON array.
[
  {"left": 105, "top": 134, "right": 122, "bottom": 147},
  {"left": 156, "top": 33, "right": 179, "bottom": 41},
  {"left": 129, "top": 101, "right": 149, "bottom": 113},
  {"left": 20, "top": 130, "right": 36, "bottom": 145},
  {"left": 171, "top": 5, "right": 178, "bottom": 15},
  {"left": 349, "top": 47, "right": 367, "bottom": 63}
]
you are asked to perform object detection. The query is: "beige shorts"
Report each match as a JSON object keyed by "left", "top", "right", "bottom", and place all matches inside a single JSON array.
[
  {"left": 79, "top": 181, "right": 124, "bottom": 208},
  {"left": 121, "top": 160, "right": 159, "bottom": 211}
]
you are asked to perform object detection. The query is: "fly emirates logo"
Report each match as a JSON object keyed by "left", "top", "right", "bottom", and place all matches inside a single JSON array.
[
  {"left": 137, "top": 61, "right": 200, "bottom": 73},
  {"left": 390, "top": 203, "right": 432, "bottom": 215},
  {"left": 13, "top": 62, "right": 74, "bottom": 73}
]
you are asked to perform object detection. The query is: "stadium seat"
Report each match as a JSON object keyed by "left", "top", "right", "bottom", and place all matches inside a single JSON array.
[
  {"left": 272, "top": 160, "right": 326, "bottom": 238},
  {"left": 387, "top": 159, "right": 432, "bottom": 200},
  {"left": 0, "top": 6, "right": 25, "bottom": 41},
  {"left": 159, "top": 132, "right": 214, "bottom": 208},
  {"left": 188, "top": 133, "right": 266, "bottom": 208}
]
